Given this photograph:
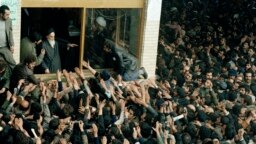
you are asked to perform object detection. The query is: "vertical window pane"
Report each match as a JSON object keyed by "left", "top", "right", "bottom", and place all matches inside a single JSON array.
[{"left": 84, "top": 8, "right": 141, "bottom": 69}]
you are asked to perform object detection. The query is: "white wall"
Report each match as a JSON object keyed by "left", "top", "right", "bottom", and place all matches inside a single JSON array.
[{"left": 141, "top": 0, "right": 162, "bottom": 78}]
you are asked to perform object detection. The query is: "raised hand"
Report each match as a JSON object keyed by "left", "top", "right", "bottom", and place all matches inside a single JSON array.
[
  {"left": 67, "top": 43, "right": 78, "bottom": 48},
  {"left": 69, "top": 72, "right": 79, "bottom": 90},
  {"left": 92, "top": 123, "right": 98, "bottom": 137},
  {"left": 152, "top": 121, "right": 160, "bottom": 134},
  {"left": 6, "top": 91, "right": 12, "bottom": 101},
  {"left": 75, "top": 67, "right": 85, "bottom": 80},
  {"left": 18, "top": 79, "right": 26, "bottom": 87},
  {"left": 82, "top": 60, "right": 90, "bottom": 69},
  {"left": 119, "top": 99, "right": 125, "bottom": 109},
  {"left": 132, "top": 127, "right": 138, "bottom": 139},
  {"left": 40, "top": 48, "right": 46, "bottom": 55},
  {"left": 63, "top": 69, "right": 69, "bottom": 78},
  {"left": 98, "top": 99, "right": 106, "bottom": 109},
  {"left": 109, "top": 101, "right": 116, "bottom": 115},
  {"left": 78, "top": 120, "right": 84, "bottom": 132},
  {"left": 11, "top": 95, "right": 17, "bottom": 104},
  {"left": 78, "top": 106, "right": 86, "bottom": 114}
]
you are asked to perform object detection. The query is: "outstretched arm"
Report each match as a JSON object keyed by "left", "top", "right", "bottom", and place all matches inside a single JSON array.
[{"left": 82, "top": 60, "right": 97, "bottom": 76}]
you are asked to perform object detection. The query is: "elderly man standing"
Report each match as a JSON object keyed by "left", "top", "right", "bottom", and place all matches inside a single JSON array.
[
  {"left": 41, "top": 28, "right": 61, "bottom": 74},
  {"left": 0, "top": 5, "right": 16, "bottom": 69},
  {"left": 42, "top": 28, "right": 77, "bottom": 73}
]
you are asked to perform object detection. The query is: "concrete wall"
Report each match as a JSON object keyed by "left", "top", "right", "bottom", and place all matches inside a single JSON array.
[{"left": 141, "top": 0, "right": 162, "bottom": 78}]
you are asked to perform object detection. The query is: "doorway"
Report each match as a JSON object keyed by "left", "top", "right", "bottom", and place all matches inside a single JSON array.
[{"left": 21, "top": 8, "right": 82, "bottom": 72}]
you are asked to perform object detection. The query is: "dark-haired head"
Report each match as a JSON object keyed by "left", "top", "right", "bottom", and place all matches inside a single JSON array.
[
  {"left": 112, "top": 139, "right": 122, "bottom": 144},
  {"left": 145, "top": 138, "right": 157, "bottom": 144},
  {"left": 121, "top": 124, "right": 133, "bottom": 139},
  {"left": 225, "top": 124, "right": 236, "bottom": 140},
  {"left": 30, "top": 102, "right": 42, "bottom": 114},
  {"left": 13, "top": 130, "right": 31, "bottom": 144},
  {"left": 182, "top": 133, "right": 192, "bottom": 144},
  {"left": 109, "top": 125, "right": 123, "bottom": 140},
  {"left": 49, "top": 118, "right": 59, "bottom": 130},
  {"left": 23, "top": 54, "right": 36, "bottom": 65},
  {"left": 29, "top": 31, "right": 42, "bottom": 43},
  {"left": 103, "top": 41, "right": 115, "bottom": 53},
  {"left": 140, "top": 122, "right": 152, "bottom": 138},
  {"left": 0, "top": 5, "right": 10, "bottom": 21},
  {"left": 0, "top": 5, "right": 9, "bottom": 14},
  {"left": 70, "top": 123, "right": 83, "bottom": 144},
  {"left": 42, "top": 129, "right": 56, "bottom": 143},
  {"left": 62, "top": 104, "right": 74, "bottom": 117}
]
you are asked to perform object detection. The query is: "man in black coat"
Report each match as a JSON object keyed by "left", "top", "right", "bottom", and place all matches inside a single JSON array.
[{"left": 41, "top": 28, "right": 77, "bottom": 73}]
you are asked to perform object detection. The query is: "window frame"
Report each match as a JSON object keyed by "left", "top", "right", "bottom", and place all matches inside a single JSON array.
[{"left": 21, "top": 0, "right": 145, "bottom": 69}]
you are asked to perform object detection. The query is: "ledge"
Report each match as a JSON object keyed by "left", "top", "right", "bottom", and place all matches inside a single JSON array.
[{"left": 34, "top": 69, "right": 113, "bottom": 81}]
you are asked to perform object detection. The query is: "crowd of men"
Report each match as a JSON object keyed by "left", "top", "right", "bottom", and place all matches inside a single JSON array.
[
  {"left": 0, "top": 0, "right": 256, "bottom": 144},
  {"left": 156, "top": 0, "right": 256, "bottom": 143}
]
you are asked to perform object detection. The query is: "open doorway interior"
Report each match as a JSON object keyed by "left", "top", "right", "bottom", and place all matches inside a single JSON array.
[
  {"left": 21, "top": 8, "right": 81, "bottom": 73},
  {"left": 20, "top": 8, "right": 142, "bottom": 73}
]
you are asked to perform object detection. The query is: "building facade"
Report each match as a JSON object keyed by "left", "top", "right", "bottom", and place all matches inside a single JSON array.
[{"left": 1, "top": 0, "right": 162, "bottom": 78}]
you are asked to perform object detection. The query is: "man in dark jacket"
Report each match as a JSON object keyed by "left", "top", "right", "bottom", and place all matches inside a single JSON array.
[
  {"left": 103, "top": 42, "right": 123, "bottom": 75},
  {"left": 10, "top": 54, "right": 39, "bottom": 92},
  {"left": 103, "top": 40, "right": 148, "bottom": 81}
]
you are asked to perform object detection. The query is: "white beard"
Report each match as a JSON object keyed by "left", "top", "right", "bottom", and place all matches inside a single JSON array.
[{"left": 48, "top": 40, "right": 55, "bottom": 48}]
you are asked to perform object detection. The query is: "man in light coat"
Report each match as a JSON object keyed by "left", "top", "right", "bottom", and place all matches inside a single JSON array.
[{"left": 0, "top": 5, "right": 16, "bottom": 69}]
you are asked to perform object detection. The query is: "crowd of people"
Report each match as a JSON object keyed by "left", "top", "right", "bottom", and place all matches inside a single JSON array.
[
  {"left": 156, "top": 0, "right": 256, "bottom": 143},
  {"left": 0, "top": 0, "right": 256, "bottom": 144}
]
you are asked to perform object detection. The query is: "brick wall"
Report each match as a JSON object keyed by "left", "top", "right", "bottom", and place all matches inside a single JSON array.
[{"left": 141, "top": 0, "right": 162, "bottom": 78}]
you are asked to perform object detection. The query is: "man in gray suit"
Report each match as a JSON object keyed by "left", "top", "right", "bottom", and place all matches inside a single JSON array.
[{"left": 0, "top": 5, "right": 16, "bottom": 69}]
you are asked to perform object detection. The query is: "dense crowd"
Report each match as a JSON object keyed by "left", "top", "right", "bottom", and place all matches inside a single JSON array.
[
  {"left": 0, "top": 0, "right": 256, "bottom": 144},
  {"left": 156, "top": 0, "right": 256, "bottom": 143}
]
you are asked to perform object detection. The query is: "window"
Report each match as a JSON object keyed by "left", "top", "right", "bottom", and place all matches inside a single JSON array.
[
  {"left": 84, "top": 8, "right": 142, "bottom": 69},
  {"left": 21, "top": 0, "right": 145, "bottom": 73}
]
